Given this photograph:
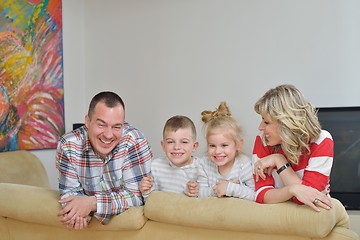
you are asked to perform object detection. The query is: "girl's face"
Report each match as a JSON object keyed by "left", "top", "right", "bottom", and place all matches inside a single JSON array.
[
  {"left": 258, "top": 114, "right": 282, "bottom": 146},
  {"left": 206, "top": 129, "right": 242, "bottom": 170}
]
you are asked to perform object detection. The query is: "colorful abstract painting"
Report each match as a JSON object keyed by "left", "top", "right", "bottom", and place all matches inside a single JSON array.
[{"left": 0, "top": 0, "right": 64, "bottom": 151}]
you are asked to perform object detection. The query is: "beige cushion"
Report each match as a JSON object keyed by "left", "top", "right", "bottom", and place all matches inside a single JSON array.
[
  {"left": 144, "top": 191, "right": 349, "bottom": 238},
  {"left": 0, "top": 150, "right": 50, "bottom": 188}
]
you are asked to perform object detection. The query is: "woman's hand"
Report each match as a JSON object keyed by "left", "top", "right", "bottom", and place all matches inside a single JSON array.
[
  {"left": 254, "top": 154, "right": 287, "bottom": 181},
  {"left": 290, "top": 184, "right": 332, "bottom": 212}
]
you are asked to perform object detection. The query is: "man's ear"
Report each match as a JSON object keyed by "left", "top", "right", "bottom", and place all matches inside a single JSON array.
[{"left": 85, "top": 115, "right": 90, "bottom": 128}]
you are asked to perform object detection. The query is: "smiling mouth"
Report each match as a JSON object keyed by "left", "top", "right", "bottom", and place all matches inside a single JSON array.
[
  {"left": 171, "top": 153, "right": 184, "bottom": 156},
  {"left": 100, "top": 138, "right": 113, "bottom": 145}
]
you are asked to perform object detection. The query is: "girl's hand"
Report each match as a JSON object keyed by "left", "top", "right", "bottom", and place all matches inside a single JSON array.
[
  {"left": 290, "top": 184, "right": 333, "bottom": 212},
  {"left": 185, "top": 181, "right": 199, "bottom": 197},
  {"left": 140, "top": 176, "right": 153, "bottom": 193},
  {"left": 213, "top": 179, "right": 230, "bottom": 197}
]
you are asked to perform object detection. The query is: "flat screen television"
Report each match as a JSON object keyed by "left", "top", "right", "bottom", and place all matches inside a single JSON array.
[{"left": 317, "top": 106, "right": 360, "bottom": 210}]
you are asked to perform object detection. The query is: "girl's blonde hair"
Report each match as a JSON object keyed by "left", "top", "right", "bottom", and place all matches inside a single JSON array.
[
  {"left": 201, "top": 102, "right": 243, "bottom": 156},
  {"left": 254, "top": 84, "right": 321, "bottom": 164}
]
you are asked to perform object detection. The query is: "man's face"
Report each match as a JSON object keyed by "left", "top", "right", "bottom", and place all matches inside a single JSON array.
[{"left": 85, "top": 101, "right": 125, "bottom": 159}]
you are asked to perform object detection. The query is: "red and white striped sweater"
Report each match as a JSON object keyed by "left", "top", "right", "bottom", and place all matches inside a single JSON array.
[{"left": 252, "top": 130, "right": 334, "bottom": 204}]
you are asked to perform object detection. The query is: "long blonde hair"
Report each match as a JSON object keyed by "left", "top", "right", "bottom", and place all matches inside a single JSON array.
[
  {"left": 254, "top": 84, "right": 321, "bottom": 164},
  {"left": 201, "top": 102, "right": 243, "bottom": 156}
]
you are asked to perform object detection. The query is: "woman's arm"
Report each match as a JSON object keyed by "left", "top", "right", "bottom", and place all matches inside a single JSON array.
[
  {"left": 263, "top": 184, "right": 332, "bottom": 212},
  {"left": 252, "top": 135, "right": 332, "bottom": 211}
]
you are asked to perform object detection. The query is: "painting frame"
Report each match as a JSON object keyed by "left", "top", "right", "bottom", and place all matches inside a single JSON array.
[{"left": 0, "top": 0, "right": 65, "bottom": 151}]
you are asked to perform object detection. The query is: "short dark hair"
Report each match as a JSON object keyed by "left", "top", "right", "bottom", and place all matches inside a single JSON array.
[
  {"left": 163, "top": 115, "right": 196, "bottom": 139},
  {"left": 88, "top": 91, "right": 125, "bottom": 118}
]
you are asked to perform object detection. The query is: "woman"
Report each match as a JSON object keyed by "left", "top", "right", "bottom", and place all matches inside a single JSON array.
[{"left": 253, "top": 84, "right": 333, "bottom": 212}]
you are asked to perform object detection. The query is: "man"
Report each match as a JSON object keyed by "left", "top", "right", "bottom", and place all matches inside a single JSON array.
[{"left": 56, "top": 91, "right": 152, "bottom": 230}]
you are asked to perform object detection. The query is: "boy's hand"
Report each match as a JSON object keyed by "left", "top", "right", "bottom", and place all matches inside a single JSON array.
[
  {"left": 140, "top": 176, "right": 153, "bottom": 193},
  {"left": 185, "top": 180, "right": 199, "bottom": 197}
]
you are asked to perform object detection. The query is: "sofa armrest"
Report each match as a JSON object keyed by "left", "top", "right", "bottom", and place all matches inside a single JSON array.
[
  {"left": 0, "top": 183, "right": 147, "bottom": 231},
  {"left": 144, "top": 191, "right": 350, "bottom": 238},
  {"left": 0, "top": 151, "right": 50, "bottom": 188}
]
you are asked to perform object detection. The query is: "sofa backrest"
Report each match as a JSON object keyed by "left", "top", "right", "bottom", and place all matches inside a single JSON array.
[
  {"left": 0, "top": 150, "right": 50, "bottom": 188},
  {"left": 144, "top": 191, "right": 353, "bottom": 239}
]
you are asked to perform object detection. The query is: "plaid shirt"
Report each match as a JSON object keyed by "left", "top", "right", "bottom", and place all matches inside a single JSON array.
[{"left": 55, "top": 123, "right": 152, "bottom": 224}]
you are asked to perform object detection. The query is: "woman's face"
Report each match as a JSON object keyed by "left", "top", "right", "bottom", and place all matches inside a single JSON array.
[{"left": 258, "top": 114, "right": 282, "bottom": 146}]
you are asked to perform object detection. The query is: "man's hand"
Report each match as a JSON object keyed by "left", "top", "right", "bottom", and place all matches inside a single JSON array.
[
  {"left": 63, "top": 214, "right": 92, "bottom": 230},
  {"left": 58, "top": 195, "right": 96, "bottom": 227}
]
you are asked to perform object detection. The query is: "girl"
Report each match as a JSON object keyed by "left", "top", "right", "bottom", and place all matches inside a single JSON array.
[
  {"left": 197, "top": 102, "right": 255, "bottom": 200},
  {"left": 253, "top": 84, "right": 333, "bottom": 212}
]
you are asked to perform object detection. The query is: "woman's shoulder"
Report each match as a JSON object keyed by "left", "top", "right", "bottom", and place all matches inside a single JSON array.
[
  {"left": 320, "top": 129, "right": 333, "bottom": 138},
  {"left": 311, "top": 129, "right": 333, "bottom": 144}
]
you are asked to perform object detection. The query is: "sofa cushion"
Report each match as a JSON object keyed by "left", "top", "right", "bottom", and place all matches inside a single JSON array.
[
  {"left": 144, "top": 191, "right": 349, "bottom": 238},
  {"left": 0, "top": 183, "right": 147, "bottom": 230}
]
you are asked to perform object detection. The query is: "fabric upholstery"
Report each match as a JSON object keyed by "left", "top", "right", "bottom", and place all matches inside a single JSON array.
[
  {"left": 144, "top": 191, "right": 349, "bottom": 238},
  {"left": 0, "top": 150, "right": 358, "bottom": 240},
  {"left": 0, "top": 150, "right": 49, "bottom": 188}
]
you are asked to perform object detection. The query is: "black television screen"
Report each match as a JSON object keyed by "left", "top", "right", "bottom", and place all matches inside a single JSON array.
[{"left": 317, "top": 107, "right": 360, "bottom": 210}]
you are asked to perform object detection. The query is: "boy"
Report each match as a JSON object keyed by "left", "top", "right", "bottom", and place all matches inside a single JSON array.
[{"left": 140, "top": 115, "right": 200, "bottom": 198}]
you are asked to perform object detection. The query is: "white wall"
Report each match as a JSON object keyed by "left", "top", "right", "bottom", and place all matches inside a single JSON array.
[
  {"left": 83, "top": 0, "right": 360, "bottom": 158},
  {"left": 42, "top": 0, "right": 360, "bottom": 193},
  {"left": 35, "top": 0, "right": 360, "bottom": 235}
]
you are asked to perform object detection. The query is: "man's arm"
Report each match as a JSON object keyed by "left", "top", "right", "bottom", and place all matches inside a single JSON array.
[
  {"left": 56, "top": 139, "right": 93, "bottom": 229},
  {"left": 93, "top": 136, "right": 152, "bottom": 224},
  {"left": 56, "top": 140, "right": 86, "bottom": 198}
]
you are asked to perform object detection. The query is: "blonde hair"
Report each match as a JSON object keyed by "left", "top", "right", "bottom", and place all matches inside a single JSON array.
[
  {"left": 254, "top": 84, "right": 321, "bottom": 164},
  {"left": 201, "top": 102, "right": 243, "bottom": 156}
]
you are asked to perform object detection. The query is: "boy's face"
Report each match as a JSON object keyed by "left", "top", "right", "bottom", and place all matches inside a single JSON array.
[{"left": 161, "top": 128, "right": 198, "bottom": 167}]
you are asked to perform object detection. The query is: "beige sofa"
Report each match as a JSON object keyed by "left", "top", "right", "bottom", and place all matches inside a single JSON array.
[{"left": 0, "top": 150, "right": 359, "bottom": 240}]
